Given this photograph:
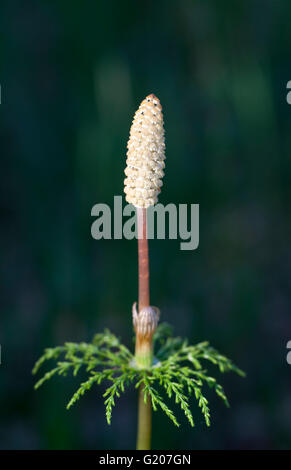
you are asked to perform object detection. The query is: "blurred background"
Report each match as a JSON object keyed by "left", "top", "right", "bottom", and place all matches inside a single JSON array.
[{"left": 1, "top": 0, "right": 291, "bottom": 450}]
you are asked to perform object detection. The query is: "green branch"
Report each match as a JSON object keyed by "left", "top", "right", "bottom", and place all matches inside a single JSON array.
[{"left": 33, "top": 324, "right": 245, "bottom": 428}]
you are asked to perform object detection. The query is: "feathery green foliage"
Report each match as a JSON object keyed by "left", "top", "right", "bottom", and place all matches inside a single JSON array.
[{"left": 33, "top": 324, "right": 245, "bottom": 427}]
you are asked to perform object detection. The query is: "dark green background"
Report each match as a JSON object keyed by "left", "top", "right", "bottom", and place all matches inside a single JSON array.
[{"left": 1, "top": 0, "right": 291, "bottom": 449}]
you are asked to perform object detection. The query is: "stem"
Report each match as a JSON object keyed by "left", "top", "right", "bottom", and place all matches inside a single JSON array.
[
  {"left": 137, "top": 208, "right": 149, "bottom": 311},
  {"left": 136, "top": 207, "right": 152, "bottom": 450},
  {"left": 137, "top": 383, "right": 152, "bottom": 450}
]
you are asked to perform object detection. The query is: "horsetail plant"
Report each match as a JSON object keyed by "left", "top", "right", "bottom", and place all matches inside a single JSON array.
[{"left": 33, "top": 94, "right": 245, "bottom": 450}]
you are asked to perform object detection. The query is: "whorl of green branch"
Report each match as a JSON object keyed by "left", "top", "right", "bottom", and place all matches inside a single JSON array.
[{"left": 32, "top": 324, "right": 245, "bottom": 427}]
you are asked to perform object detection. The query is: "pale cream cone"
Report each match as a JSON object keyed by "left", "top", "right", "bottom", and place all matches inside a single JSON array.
[{"left": 124, "top": 94, "right": 166, "bottom": 208}]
